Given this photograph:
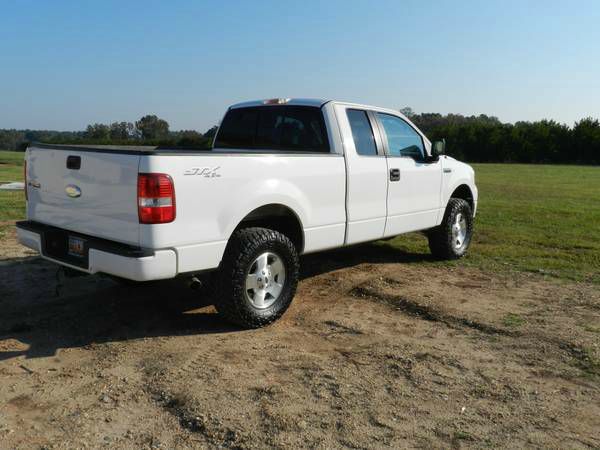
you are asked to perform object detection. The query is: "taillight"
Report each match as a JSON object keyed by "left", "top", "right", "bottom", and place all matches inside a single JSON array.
[
  {"left": 137, "top": 173, "right": 176, "bottom": 224},
  {"left": 24, "top": 160, "right": 28, "bottom": 201}
]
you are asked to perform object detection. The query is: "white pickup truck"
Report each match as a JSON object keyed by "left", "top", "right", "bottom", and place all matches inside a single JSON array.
[{"left": 17, "top": 98, "right": 477, "bottom": 327}]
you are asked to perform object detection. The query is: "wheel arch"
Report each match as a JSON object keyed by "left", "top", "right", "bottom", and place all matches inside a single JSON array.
[
  {"left": 232, "top": 203, "right": 305, "bottom": 253},
  {"left": 449, "top": 184, "right": 475, "bottom": 211}
]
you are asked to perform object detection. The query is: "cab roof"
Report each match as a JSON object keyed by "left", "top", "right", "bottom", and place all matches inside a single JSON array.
[{"left": 229, "top": 98, "right": 330, "bottom": 109}]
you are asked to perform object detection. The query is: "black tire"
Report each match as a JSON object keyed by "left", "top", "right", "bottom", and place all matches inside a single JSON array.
[
  {"left": 214, "top": 227, "right": 299, "bottom": 328},
  {"left": 428, "top": 198, "right": 474, "bottom": 259}
]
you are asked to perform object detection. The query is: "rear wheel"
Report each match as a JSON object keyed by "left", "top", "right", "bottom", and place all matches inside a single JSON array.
[
  {"left": 214, "top": 227, "right": 299, "bottom": 328},
  {"left": 428, "top": 198, "right": 473, "bottom": 259}
]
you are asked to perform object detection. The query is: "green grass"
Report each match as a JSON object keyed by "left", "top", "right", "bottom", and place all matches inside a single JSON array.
[
  {"left": 0, "top": 190, "right": 25, "bottom": 219},
  {"left": 384, "top": 164, "right": 600, "bottom": 283},
  {"left": 0, "top": 190, "right": 25, "bottom": 240},
  {"left": 0, "top": 150, "right": 26, "bottom": 166},
  {"left": 453, "top": 431, "right": 474, "bottom": 441},
  {"left": 578, "top": 347, "right": 600, "bottom": 380},
  {"left": 502, "top": 313, "right": 526, "bottom": 327},
  {"left": 0, "top": 150, "right": 24, "bottom": 182},
  {"left": 0, "top": 151, "right": 26, "bottom": 239},
  {"left": 0, "top": 152, "right": 599, "bottom": 283}
]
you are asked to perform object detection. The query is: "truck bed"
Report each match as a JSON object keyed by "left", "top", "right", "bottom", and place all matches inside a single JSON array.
[
  {"left": 31, "top": 143, "right": 341, "bottom": 156},
  {"left": 31, "top": 142, "right": 212, "bottom": 155}
]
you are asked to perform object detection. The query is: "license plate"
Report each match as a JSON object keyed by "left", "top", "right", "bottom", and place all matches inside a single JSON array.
[{"left": 68, "top": 236, "right": 85, "bottom": 257}]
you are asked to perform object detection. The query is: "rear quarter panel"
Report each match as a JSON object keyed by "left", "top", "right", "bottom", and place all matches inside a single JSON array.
[{"left": 140, "top": 153, "right": 346, "bottom": 272}]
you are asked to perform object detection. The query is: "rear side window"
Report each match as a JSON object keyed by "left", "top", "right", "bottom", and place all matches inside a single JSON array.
[
  {"left": 214, "top": 106, "right": 329, "bottom": 152},
  {"left": 346, "top": 109, "right": 378, "bottom": 156}
]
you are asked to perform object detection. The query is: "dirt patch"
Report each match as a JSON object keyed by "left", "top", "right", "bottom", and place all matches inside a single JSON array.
[
  {"left": 0, "top": 237, "right": 599, "bottom": 448},
  {"left": 349, "top": 279, "right": 511, "bottom": 335},
  {"left": 0, "top": 224, "right": 37, "bottom": 260}
]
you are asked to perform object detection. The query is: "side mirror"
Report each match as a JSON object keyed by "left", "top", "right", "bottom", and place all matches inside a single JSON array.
[
  {"left": 426, "top": 139, "right": 445, "bottom": 163},
  {"left": 432, "top": 139, "right": 446, "bottom": 157}
]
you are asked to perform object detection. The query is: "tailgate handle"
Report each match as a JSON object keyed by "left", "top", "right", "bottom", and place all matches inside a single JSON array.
[{"left": 67, "top": 155, "right": 81, "bottom": 170}]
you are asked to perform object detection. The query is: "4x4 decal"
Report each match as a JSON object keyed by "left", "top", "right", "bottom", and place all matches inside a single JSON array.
[{"left": 183, "top": 166, "right": 221, "bottom": 178}]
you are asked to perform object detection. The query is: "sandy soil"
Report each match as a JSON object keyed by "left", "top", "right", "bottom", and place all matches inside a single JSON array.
[{"left": 0, "top": 231, "right": 599, "bottom": 449}]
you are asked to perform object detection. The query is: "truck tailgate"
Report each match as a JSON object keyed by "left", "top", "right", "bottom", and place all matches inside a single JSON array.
[{"left": 26, "top": 146, "right": 140, "bottom": 245}]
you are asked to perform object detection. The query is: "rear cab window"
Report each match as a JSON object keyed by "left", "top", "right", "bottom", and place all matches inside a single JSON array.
[{"left": 214, "top": 106, "right": 330, "bottom": 152}]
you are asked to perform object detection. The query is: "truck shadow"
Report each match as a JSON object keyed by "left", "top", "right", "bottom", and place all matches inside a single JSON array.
[
  {"left": 0, "top": 242, "right": 433, "bottom": 360},
  {"left": 300, "top": 242, "right": 435, "bottom": 279}
]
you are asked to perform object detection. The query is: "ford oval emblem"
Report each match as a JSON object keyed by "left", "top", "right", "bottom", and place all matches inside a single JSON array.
[{"left": 65, "top": 184, "right": 82, "bottom": 198}]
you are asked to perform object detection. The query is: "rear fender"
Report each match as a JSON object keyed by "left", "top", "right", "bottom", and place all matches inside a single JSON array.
[{"left": 219, "top": 178, "right": 309, "bottom": 241}]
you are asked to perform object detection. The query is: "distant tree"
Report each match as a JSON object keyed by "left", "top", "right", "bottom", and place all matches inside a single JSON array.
[
  {"left": 109, "top": 122, "right": 135, "bottom": 141},
  {"left": 85, "top": 123, "right": 110, "bottom": 140},
  {"left": 0, "top": 129, "right": 26, "bottom": 150},
  {"left": 399, "top": 107, "right": 414, "bottom": 118},
  {"left": 172, "top": 130, "right": 210, "bottom": 148},
  {"left": 203, "top": 126, "right": 218, "bottom": 139},
  {"left": 572, "top": 118, "right": 600, "bottom": 164},
  {"left": 3, "top": 110, "right": 600, "bottom": 164},
  {"left": 135, "top": 115, "right": 169, "bottom": 140}
]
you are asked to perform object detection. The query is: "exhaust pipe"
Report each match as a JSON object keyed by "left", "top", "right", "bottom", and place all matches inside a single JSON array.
[{"left": 189, "top": 276, "right": 203, "bottom": 290}]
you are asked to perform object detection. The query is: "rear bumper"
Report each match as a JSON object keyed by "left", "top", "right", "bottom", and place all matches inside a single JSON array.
[{"left": 16, "top": 221, "right": 177, "bottom": 281}]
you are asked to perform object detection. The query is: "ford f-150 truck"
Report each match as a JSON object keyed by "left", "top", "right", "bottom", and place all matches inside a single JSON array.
[{"left": 17, "top": 98, "right": 477, "bottom": 328}]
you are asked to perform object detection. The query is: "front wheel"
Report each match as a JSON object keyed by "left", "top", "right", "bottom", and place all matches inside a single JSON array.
[
  {"left": 427, "top": 198, "right": 474, "bottom": 259},
  {"left": 214, "top": 227, "right": 299, "bottom": 328}
]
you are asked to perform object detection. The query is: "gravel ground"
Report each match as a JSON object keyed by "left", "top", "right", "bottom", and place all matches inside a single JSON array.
[{"left": 0, "top": 228, "right": 599, "bottom": 449}]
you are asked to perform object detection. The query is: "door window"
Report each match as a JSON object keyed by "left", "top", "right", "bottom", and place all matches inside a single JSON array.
[
  {"left": 376, "top": 113, "right": 424, "bottom": 160},
  {"left": 346, "top": 109, "right": 378, "bottom": 156}
]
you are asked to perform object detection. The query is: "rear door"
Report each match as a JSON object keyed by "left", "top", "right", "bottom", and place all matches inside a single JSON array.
[
  {"left": 26, "top": 147, "right": 141, "bottom": 245},
  {"left": 374, "top": 113, "right": 442, "bottom": 236},
  {"left": 335, "top": 105, "right": 388, "bottom": 245}
]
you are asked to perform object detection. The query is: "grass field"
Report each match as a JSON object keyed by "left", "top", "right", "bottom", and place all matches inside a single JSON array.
[
  {"left": 388, "top": 163, "right": 600, "bottom": 283},
  {"left": 0, "top": 149, "right": 24, "bottom": 178},
  {"left": 0, "top": 150, "right": 26, "bottom": 239},
  {"left": 1, "top": 150, "right": 598, "bottom": 282}
]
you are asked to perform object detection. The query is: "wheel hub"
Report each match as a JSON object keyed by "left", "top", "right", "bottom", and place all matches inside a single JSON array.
[
  {"left": 245, "top": 252, "right": 286, "bottom": 309},
  {"left": 452, "top": 213, "right": 468, "bottom": 249}
]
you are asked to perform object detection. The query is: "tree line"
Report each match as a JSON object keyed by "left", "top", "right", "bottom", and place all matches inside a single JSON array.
[
  {"left": 0, "top": 114, "right": 218, "bottom": 151},
  {"left": 1, "top": 111, "right": 599, "bottom": 164},
  {"left": 401, "top": 108, "right": 599, "bottom": 165}
]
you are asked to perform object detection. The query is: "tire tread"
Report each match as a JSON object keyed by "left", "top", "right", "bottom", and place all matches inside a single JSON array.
[
  {"left": 428, "top": 198, "right": 473, "bottom": 260},
  {"left": 214, "top": 227, "right": 299, "bottom": 328}
]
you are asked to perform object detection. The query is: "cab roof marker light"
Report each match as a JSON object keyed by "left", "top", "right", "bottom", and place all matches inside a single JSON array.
[{"left": 263, "top": 98, "right": 290, "bottom": 105}]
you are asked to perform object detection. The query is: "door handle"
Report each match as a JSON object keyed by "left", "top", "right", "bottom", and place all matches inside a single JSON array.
[
  {"left": 67, "top": 155, "right": 81, "bottom": 170},
  {"left": 389, "top": 168, "right": 400, "bottom": 181}
]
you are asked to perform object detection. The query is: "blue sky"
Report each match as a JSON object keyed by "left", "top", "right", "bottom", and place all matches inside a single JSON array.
[{"left": 1, "top": 0, "right": 599, "bottom": 131}]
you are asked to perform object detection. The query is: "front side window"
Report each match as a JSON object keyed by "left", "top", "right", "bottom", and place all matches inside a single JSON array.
[
  {"left": 346, "top": 109, "right": 378, "bottom": 156},
  {"left": 214, "top": 106, "right": 329, "bottom": 152},
  {"left": 376, "top": 113, "right": 424, "bottom": 160}
]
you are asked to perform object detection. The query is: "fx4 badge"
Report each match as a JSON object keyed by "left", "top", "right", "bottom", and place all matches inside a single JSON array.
[{"left": 183, "top": 166, "right": 221, "bottom": 178}]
